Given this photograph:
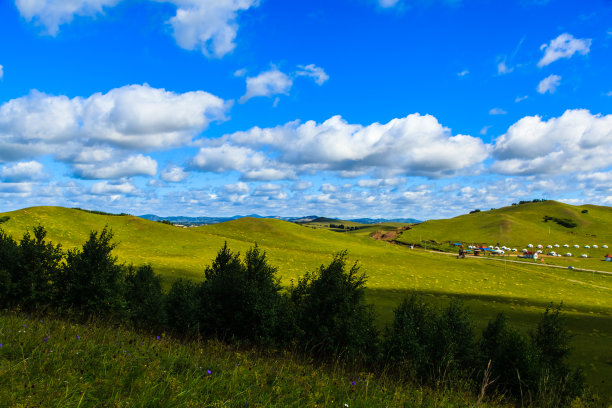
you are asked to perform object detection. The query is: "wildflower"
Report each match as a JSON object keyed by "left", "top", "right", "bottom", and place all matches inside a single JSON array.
[
  {"left": 207, "top": 369, "right": 212, "bottom": 375},
  {"left": 76, "top": 335, "right": 80, "bottom": 340},
  {"left": 44, "top": 337, "right": 48, "bottom": 342},
  {"left": 351, "top": 380, "right": 355, "bottom": 386},
  {"left": 0, "top": 343, "right": 2, "bottom": 347},
  {"left": 345, "top": 404, "right": 349, "bottom": 407}
]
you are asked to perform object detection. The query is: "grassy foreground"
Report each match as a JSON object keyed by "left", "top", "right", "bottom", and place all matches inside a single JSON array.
[{"left": 0, "top": 312, "right": 509, "bottom": 408}]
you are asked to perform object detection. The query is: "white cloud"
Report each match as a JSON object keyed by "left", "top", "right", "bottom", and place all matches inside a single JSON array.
[
  {"left": 239, "top": 68, "right": 293, "bottom": 103},
  {"left": 492, "top": 109, "right": 612, "bottom": 175},
  {"left": 90, "top": 180, "right": 138, "bottom": 195},
  {"left": 457, "top": 70, "right": 469, "bottom": 77},
  {"left": 606, "top": 91, "right": 612, "bottom": 97},
  {"left": 161, "top": 165, "right": 188, "bottom": 182},
  {"left": 489, "top": 108, "right": 507, "bottom": 115},
  {"left": 223, "top": 182, "right": 250, "bottom": 194},
  {"left": 0, "top": 161, "right": 44, "bottom": 182},
  {"left": 210, "top": 113, "right": 489, "bottom": 179},
  {"left": 479, "top": 126, "right": 492, "bottom": 135},
  {"left": 537, "top": 74, "right": 561, "bottom": 94},
  {"left": 291, "top": 181, "right": 312, "bottom": 191},
  {"left": 16, "top": 0, "right": 258, "bottom": 58},
  {"left": 515, "top": 95, "right": 528, "bottom": 103},
  {"left": 0, "top": 64, "right": 3, "bottom": 79},
  {"left": 296, "top": 64, "right": 329, "bottom": 85},
  {"left": 15, "top": 0, "right": 120, "bottom": 35},
  {"left": 163, "top": 0, "right": 259, "bottom": 58},
  {"left": 538, "top": 33, "right": 592, "bottom": 67},
  {"left": 0, "top": 84, "right": 229, "bottom": 169},
  {"left": 497, "top": 61, "right": 513, "bottom": 75},
  {"left": 73, "top": 154, "right": 157, "bottom": 179}
]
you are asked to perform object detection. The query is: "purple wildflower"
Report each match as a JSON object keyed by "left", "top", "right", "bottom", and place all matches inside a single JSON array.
[
  {"left": 44, "top": 337, "right": 48, "bottom": 342},
  {"left": 351, "top": 380, "right": 356, "bottom": 386},
  {"left": 76, "top": 335, "right": 80, "bottom": 340},
  {"left": 207, "top": 369, "right": 212, "bottom": 375}
]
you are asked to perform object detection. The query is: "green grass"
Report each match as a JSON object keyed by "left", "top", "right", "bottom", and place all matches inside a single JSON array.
[
  {"left": 1, "top": 204, "right": 612, "bottom": 402},
  {"left": 0, "top": 312, "right": 511, "bottom": 407}
]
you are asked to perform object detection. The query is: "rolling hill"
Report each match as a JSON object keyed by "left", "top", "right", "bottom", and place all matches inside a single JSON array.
[{"left": 397, "top": 200, "right": 612, "bottom": 248}]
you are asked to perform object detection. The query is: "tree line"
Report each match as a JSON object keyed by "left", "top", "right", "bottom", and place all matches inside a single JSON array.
[{"left": 0, "top": 225, "right": 587, "bottom": 406}]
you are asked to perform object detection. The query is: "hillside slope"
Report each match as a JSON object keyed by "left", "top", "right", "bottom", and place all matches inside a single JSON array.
[{"left": 397, "top": 201, "right": 612, "bottom": 248}]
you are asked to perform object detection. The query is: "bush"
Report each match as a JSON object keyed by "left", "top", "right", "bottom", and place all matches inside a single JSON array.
[
  {"left": 430, "top": 299, "right": 477, "bottom": 378},
  {"left": 197, "top": 243, "right": 286, "bottom": 345},
  {"left": 0, "top": 229, "right": 18, "bottom": 308},
  {"left": 15, "top": 226, "right": 64, "bottom": 311},
  {"left": 531, "top": 303, "right": 585, "bottom": 405},
  {"left": 165, "top": 278, "right": 198, "bottom": 335},
  {"left": 478, "top": 313, "right": 539, "bottom": 398},
  {"left": 290, "top": 251, "right": 378, "bottom": 362},
  {"left": 55, "top": 227, "right": 126, "bottom": 317},
  {"left": 383, "top": 295, "right": 435, "bottom": 378},
  {"left": 124, "top": 264, "right": 166, "bottom": 330}
]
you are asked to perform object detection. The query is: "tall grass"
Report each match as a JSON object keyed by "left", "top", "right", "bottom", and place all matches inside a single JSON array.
[{"left": 0, "top": 311, "right": 510, "bottom": 407}]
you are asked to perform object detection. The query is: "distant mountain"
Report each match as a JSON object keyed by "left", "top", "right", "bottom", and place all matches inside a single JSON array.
[{"left": 138, "top": 214, "right": 420, "bottom": 225}]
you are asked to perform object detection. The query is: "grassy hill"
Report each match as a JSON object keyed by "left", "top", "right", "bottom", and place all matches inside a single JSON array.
[
  {"left": 397, "top": 200, "right": 612, "bottom": 248},
  {"left": 1, "top": 205, "right": 612, "bottom": 401}
]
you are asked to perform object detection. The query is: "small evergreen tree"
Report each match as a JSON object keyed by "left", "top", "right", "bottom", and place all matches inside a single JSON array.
[
  {"left": 198, "top": 243, "right": 285, "bottom": 345},
  {"left": 531, "top": 303, "right": 585, "bottom": 405},
  {"left": 55, "top": 227, "right": 125, "bottom": 317},
  {"left": 15, "top": 226, "right": 63, "bottom": 310},
  {"left": 383, "top": 295, "right": 435, "bottom": 378},
  {"left": 165, "top": 278, "right": 198, "bottom": 335},
  {"left": 290, "top": 251, "right": 378, "bottom": 362},
  {"left": 430, "top": 300, "right": 476, "bottom": 378},
  {"left": 124, "top": 264, "right": 166, "bottom": 330},
  {"left": 0, "top": 229, "right": 18, "bottom": 308},
  {"left": 478, "top": 313, "right": 539, "bottom": 398}
]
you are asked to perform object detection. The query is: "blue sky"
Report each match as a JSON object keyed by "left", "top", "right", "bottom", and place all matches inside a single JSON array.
[{"left": 0, "top": 0, "right": 611, "bottom": 219}]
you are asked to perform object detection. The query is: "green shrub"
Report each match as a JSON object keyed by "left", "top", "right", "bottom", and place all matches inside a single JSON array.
[
  {"left": 14, "top": 226, "right": 63, "bottom": 311},
  {"left": 0, "top": 229, "right": 18, "bottom": 307},
  {"left": 165, "top": 278, "right": 198, "bottom": 335},
  {"left": 430, "top": 300, "right": 477, "bottom": 379},
  {"left": 124, "top": 264, "right": 166, "bottom": 330},
  {"left": 531, "top": 303, "right": 585, "bottom": 405},
  {"left": 55, "top": 227, "right": 126, "bottom": 317},
  {"left": 289, "top": 251, "right": 378, "bottom": 362},
  {"left": 198, "top": 243, "right": 286, "bottom": 345},
  {"left": 383, "top": 295, "right": 435, "bottom": 378},
  {"left": 478, "top": 313, "right": 539, "bottom": 398}
]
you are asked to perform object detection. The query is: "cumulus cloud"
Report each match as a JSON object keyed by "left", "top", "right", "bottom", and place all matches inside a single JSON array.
[
  {"left": 198, "top": 113, "right": 489, "bottom": 180},
  {"left": 538, "top": 33, "right": 592, "bottom": 67},
  {"left": 239, "top": 64, "right": 329, "bottom": 103},
  {"left": 15, "top": 0, "right": 120, "bottom": 35},
  {"left": 537, "top": 74, "right": 561, "bottom": 94},
  {"left": 295, "top": 64, "right": 329, "bottom": 85},
  {"left": 73, "top": 154, "right": 157, "bottom": 179},
  {"left": 161, "top": 165, "right": 188, "bottom": 182},
  {"left": 0, "top": 161, "right": 44, "bottom": 182},
  {"left": 90, "top": 180, "right": 138, "bottom": 195},
  {"left": 492, "top": 109, "right": 612, "bottom": 175},
  {"left": 0, "top": 84, "right": 228, "bottom": 177},
  {"left": 16, "top": 0, "right": 258, "bottom": 58},
  {"left": 239, "top": 68, "right": 293, "bottom": 103},
  {"left": 163, "top": 0, "right": 259, "bottom": 58}
]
